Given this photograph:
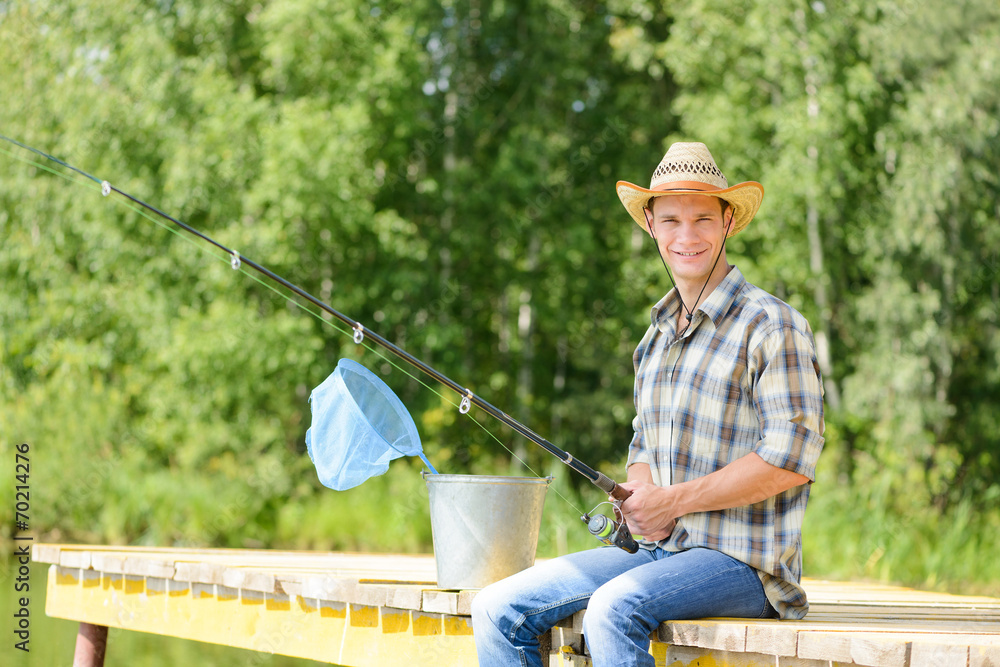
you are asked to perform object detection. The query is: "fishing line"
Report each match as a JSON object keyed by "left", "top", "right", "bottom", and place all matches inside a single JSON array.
[
  {"left": 586, "top": 500, "right": 624, "bottom": 523},
  {"left": 0, "top": 140, "right": 576, "bottom": 507},
  {"left": 1, "top": 136, "right": 587, "bottom": 514}
]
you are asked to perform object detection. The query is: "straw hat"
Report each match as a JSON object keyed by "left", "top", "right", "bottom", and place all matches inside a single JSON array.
[{"left": 616, "top": 142, "right": 763, "bottom": 237}]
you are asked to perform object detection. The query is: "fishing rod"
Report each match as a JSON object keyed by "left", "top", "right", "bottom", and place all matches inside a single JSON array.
[{"left": 2, "top": 135, "right": 640, "bottom": 553}]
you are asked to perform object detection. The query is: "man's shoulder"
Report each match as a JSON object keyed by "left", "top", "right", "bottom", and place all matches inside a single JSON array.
[{"left": 733, "top": 280, "right": 815, "bottom": 340}]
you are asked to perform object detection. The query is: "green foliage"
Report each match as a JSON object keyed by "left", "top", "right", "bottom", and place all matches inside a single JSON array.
[
  {"left": 1, "top": 0, "right": 998, "bottom": 602},
  {"left": 804, "top": 445, "right": 1000, "bottom": 596},
  {"left": 609, "top": 0, "right": 1000, "bottom": 511}
]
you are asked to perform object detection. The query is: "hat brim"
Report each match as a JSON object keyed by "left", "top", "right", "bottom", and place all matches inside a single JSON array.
[{"left": 616, "top": 180, "right": 764, "bottom": 237}]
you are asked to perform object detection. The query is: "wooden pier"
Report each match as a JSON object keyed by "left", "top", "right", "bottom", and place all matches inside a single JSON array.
[{"left": 33, "top": 544, "right": 1000, "bottom": 666}]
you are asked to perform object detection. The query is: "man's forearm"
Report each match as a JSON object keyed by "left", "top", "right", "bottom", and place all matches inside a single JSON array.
[
  {"left": 620, "top": 454, "right": 809, "bottom": 538},
  {"left": 670, "top": 453, "right": 809, "bottom": 516},
  {"left": 626, "top": 462, "right": 653, "bottom": 484}
]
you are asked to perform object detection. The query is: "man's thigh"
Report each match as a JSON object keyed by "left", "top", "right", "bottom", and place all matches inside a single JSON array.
[
  {"left": 474, "top": 546, "right": 656, "bottom": 632},
  {"left": 590, "top": 547, "right": 772, "bottom": 622}
]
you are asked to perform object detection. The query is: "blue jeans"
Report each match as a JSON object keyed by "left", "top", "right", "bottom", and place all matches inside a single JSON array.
[{"left": 471, "top": 546, "right": 775, "bottom": 667}]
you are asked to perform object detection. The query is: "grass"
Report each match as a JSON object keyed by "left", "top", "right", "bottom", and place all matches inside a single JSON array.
[{"left": 802, "top": 453, "right": 1000, "bottom": 597}]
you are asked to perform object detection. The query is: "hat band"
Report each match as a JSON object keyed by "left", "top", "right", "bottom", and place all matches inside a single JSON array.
[{"left": 650, "top": 180, "right": 725, "bottom": 193}]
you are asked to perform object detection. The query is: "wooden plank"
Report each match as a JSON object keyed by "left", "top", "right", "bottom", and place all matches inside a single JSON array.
[
  {"left": 36, "top": 544, "right": 440, "bottom": 580},
  {"left": 797, "top": 631, "right": 1000, "bottom": 667},
  {"left": 296, "top": 574, "right": 394, "bottom": 608},
  {"left": 59, "top": 550, "right": 92, "bottom": 569},
  {"left": 173, "top": 561, "right": 226, "bottom": 586},
  {"left": 383, "top": 585, "right": 425, "bottom": 611},
  {"left": 457, "top": 591, "right": 477, "bottom": 616},
  {"left": 808, "top": 604, "right": 1000, "bottom": 622},
  {"left": 970, "top": 643, "right": 1000, "bottom": 667},
  {"left": 659, "top": 644, "right": 787, "bottom": 666},
  {"left": 745, "top": 620, "right": 799, "bottom": 656},
  {"left": 32, "top": 543, "right": 61, "bottom": 564},
  {"left": 658, "top": 619, "right": 748, "bottom": 652},
  {"left": 260, "top": 561, "right": 437, "bottom": 586},
  {"left": 420, "top": 590, "right": 476, "bottom": 615},
  {"left": 46, "top": 545, "right": 998, "bottom": 622},
  {"left": 274, "top": 575, "right": 304, "bottom": 598},
  {"left": 186, "top": 556, "right": 437, "bottom": 585},
  {"left": 910, "top": 641, "right": 969, "bottom": 667},
  {"left": 801, "top": 612, "right": 1000, "bottom": 628},
  {"left": 65, "top": 543, "right": 994, "bottom": 617},
  {"left": 422, "top": 591, "right": 461, "bottom": 615},
  {"left": 749, "top": 617, "right": 1000, "bottom": 635},
  {"left": 58, "top": 544, "right": 1000, "bottom": 614},
  {"left": 32, "top": 543, "right": 1000, "bottom": 667},
  {"left": 221, "top": 567, "right": 277, "bottom": 593},
  {"left": 848, "top": 634, "right": 911, "bottom": 667},
  {"left": 122, "top": 557, "right": 174, "bottom": 579},
  {"left": 777, "top": 657, "right": 843, "bottom": 667},
  {"left": 806, "top": 580, "right": 1000, "bottom": 608},
  {"left": 89, "top": 552, "right": 126, "bottom": 574},
  {"left": 797, "top": 631, "right": 856, "bottom": 664},
  {"left": 352, "top": 583, "right": 394, "bottom": 608}
]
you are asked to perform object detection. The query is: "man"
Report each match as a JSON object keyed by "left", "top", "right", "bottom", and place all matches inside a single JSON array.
[{"left": 471, "top": 142, "right": 825, "bottom": 667}]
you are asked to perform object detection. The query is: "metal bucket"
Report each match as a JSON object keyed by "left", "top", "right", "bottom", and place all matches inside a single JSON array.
[{"left": 423, "top": 473, "right": 552, "bottom": 589}]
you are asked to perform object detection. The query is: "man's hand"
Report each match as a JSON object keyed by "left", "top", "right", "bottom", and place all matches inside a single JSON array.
[
  {"left": 618, "top": 479, "right": 677, "bottom": 542},
  {"left": 615, "top": 454, "right": 811, "bottom": 543}
]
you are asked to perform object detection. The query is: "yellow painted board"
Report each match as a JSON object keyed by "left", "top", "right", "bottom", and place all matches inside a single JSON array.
[{"left": 45, "top": 566, "right": 477, "bottom": 666}]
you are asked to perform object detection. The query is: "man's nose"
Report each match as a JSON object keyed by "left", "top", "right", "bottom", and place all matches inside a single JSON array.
[{"left": 674, "top": 220, "right": 699, "bottom": 243}]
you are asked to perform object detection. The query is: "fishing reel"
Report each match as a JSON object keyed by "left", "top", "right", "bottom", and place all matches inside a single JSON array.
[{"left": 581, "top": 502, "right": 639, "bottom": 554}]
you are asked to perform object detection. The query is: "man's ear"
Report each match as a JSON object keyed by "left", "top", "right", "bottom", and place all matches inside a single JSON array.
[{"left": 643, "top": 207, "right": 654, "bottom": 238}]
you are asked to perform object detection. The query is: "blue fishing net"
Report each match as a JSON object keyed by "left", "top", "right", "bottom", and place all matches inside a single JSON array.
[{"left": 306, "top": 358, "right": 437, "bottom": 491}]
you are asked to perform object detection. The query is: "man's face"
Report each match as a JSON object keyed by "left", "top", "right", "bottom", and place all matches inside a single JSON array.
[{"left": 645, "top": 194, "right": 730, "bottom": 286}]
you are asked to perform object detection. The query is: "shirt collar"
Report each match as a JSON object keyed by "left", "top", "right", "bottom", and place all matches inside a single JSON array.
[{"left": 650, "top": 265, "right": 746, "bottom": 334}]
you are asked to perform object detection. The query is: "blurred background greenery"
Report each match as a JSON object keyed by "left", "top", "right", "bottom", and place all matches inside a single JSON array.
[{"left": 2, "top": 1, "right": 999, "bottom": 661}]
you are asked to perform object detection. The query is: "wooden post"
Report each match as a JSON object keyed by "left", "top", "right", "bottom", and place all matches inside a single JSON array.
[{"left": 73, "top": 622, "right": 108, "bottom": 667}]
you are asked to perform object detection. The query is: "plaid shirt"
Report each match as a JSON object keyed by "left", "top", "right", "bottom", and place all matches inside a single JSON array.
[{"left": 627, "top": 266, "right": 825, "bottom": 619}]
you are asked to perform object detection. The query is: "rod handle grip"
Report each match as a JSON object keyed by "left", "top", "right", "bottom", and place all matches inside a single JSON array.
[
  {"left": 591, "top": 470, "right": 633, "bottom": 501},
  {"left": 610, "top": 484, "right": 633, "bottom": 502}
]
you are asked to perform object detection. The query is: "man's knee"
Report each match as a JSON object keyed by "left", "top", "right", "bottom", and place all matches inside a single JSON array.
[
  {"left": 582, "top": 583, "right": 655, "bottom": 638},
  {"left": 471, "top": 580, "right": 510, "bottom": 630},
  {"left": 583, "top": 584, "right": 624, "bottom": 626}
]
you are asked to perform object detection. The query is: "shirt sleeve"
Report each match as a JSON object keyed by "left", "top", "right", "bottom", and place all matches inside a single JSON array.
[
  {"left": 627, "top": 414, "right": 648, "bottom": 468},
  {"left": 751, "top": 326, "right": 826, "bottom": 481},
  {"left": 626, "top": 326, "right": 656, "bottom": 469}
]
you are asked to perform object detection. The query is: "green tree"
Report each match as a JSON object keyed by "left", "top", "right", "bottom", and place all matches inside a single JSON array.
[{"left": 3, "top": 0, "right": 998, "bottom": 589}]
